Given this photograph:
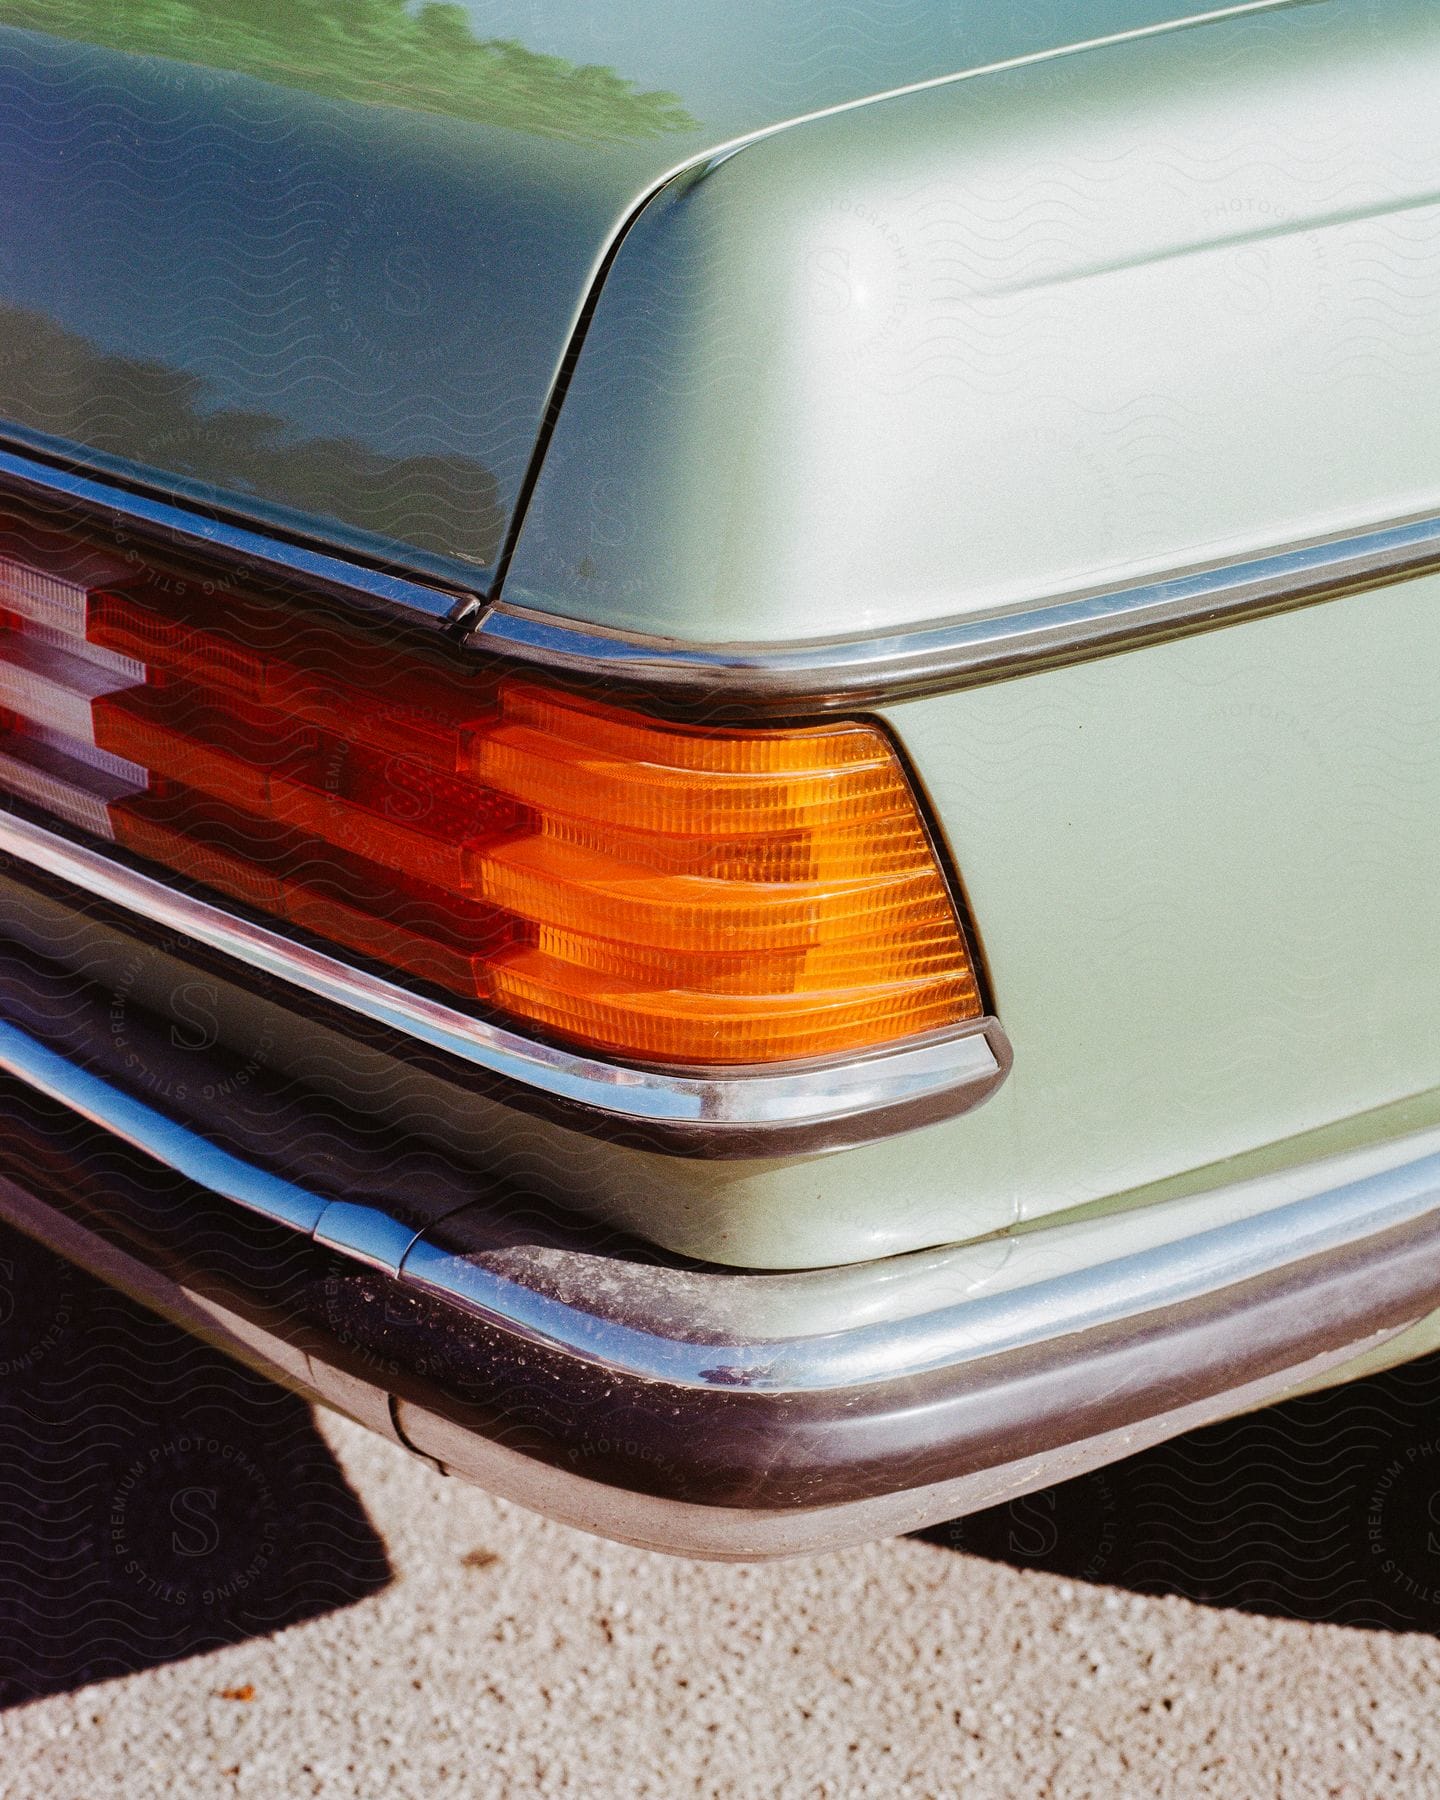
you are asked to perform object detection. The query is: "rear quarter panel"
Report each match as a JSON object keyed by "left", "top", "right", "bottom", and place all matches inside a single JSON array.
[{"left": 492, "top": 0, "right": 1440, "bottom": 1265}]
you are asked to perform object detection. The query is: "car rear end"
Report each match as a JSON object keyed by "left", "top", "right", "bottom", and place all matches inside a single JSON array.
[{"left": 1, "top": 0, "right": 1439, "bottom": 1557}]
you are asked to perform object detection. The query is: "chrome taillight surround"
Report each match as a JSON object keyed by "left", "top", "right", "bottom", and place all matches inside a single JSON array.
[{"left": 0, "top": 444, "right": 1008, "bottom": 1154}]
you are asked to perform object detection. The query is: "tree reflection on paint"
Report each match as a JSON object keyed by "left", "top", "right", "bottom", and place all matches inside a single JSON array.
[
  {"left": 0, "top": 306, "right": 505, "bottom": 565},
  {"left": 0, "top": 0, "right": 697, "bottom": 142}
]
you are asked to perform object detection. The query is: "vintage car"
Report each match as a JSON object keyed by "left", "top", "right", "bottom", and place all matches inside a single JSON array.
[{"left": 0, "top": 0, "right": 1436, "bottom": 1558}]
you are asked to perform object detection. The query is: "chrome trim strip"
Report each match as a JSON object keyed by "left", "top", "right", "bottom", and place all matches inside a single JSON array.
[
  {"left": 312, "top": 1201, "right": 429, "bottom": 1278},
  {"left": 0, "top": 443, "right": 470, "bottom": 623},
  {"left": 0, "top": 998, "right": 1435, "bottom": 1399},
  {"left": 405, "top": 1133, "right": 1440, "bottom": 1391},
  {"left": 396, "top": 1328, "right": 1410, "bottom": 1560},
  {"left": 485, "top": 509, "right": 1440, "bottom": 706},
  {"left": 0, "top": 1018, "right": 325, "bottom": 1235},
  {"left": 4, "top": 435, "right": 1435, "bottom": 710},
  {"left": 0, "top": 808, "right": 1007, "bottom": 1140}
]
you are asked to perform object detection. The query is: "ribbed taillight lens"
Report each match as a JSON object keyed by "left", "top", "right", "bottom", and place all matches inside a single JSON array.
[{"left": 0, "top": 518, "right": 983, "bottom": 1064}]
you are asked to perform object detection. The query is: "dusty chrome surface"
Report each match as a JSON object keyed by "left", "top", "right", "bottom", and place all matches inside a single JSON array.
[
  {"left": 395, "top": 1329, "right": 1409, "bottom": 1560},
  {"left": 310, "top": 1130, "right": 1440, "bottom": 1394},
  {"left": 0, "top": 1000, "right": 1435, "bottom": 1398},
  {"left": 0, "top": 808, "right": 1006, "bottom": 1142},
  {"left": 483, "top": 508, "right": 1440, "bottom": 706}
]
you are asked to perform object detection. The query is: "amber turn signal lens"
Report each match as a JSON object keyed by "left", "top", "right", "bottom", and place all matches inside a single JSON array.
[{"left": 472, "top": 683, "right": 982, "bottom": 1064}]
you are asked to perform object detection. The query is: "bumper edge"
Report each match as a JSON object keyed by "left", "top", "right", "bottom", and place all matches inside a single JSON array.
[{"left": 0, "top": 1015, "right": 1438, "bottom": 1556}]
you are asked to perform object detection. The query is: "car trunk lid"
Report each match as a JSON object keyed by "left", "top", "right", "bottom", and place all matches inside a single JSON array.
[{"left": 0, "top": 2, "right": 1281, "bottom": 590}]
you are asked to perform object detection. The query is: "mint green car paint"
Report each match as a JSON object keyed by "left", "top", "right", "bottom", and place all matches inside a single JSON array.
[
  {"left": 508, "top": 0, "right": 1440, "bottom": 644},
  {"left": 0, "top": 0, "right": 1306, "bottom": 587},
  {"left": 2, "top": 0, "right": 1437, "bottom": 1281}
]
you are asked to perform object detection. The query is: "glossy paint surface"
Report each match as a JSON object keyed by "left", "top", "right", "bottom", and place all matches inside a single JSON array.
[
  {"left": 509, "top": 0, "right": 1440, "bottom": 643},
  {"left": 2, "top": 0, "right": 1438, "bottom": 1273},
  {"left": 875, "top": 567, "right": 1440, "bottom": 1257},
  {"left": 0, "top": 0, "right": 1292, "bottom": 587}
]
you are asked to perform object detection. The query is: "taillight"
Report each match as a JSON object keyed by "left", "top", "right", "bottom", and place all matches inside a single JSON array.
[{"left": 0, "top": 517, "right": 983, "bottom": 1065}]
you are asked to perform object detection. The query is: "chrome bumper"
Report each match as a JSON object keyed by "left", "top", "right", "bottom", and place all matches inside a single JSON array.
[{"left": 0, "top": 1000, "right": 1438, "bottom": 1558}]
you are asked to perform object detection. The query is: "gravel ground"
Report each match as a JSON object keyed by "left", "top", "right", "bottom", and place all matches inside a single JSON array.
[{"left": 2, "top": 1225, "right": 1440, "bottom": 1798}]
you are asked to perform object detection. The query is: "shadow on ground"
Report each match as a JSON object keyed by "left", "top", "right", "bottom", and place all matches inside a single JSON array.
[
  {"left": 0, "top": 1221, "right": 391, "bottom": 1706},
  {"left": 922, "top": 1350, "right": 1440, "bottom": 1632}
]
